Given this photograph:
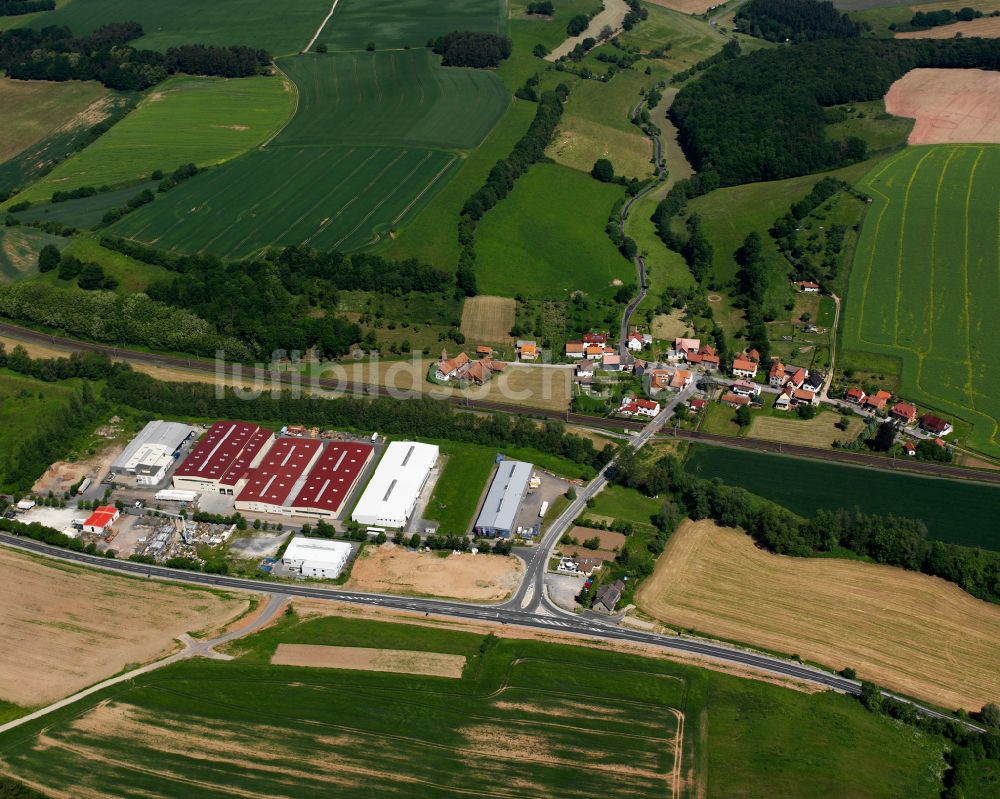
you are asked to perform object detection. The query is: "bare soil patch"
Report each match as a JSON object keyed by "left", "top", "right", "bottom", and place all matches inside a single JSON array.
[
  {"left": 896, "top": 16, "right": 1000, "bottom": 39},
  {"left": 637, "top": 519, "right": 1000, "bottom": 709},
  {"left": 345, "top": 543, "right": 523, "bottom": 602},
  {"left": 31, "top": 442, "right": 124, "bottom": 495},
  {"left": 0, "top": 548, "right": 248, "bottom": 706},
  {"left": 644, "top": 0, "right": 719, "bottom": 13},
  {"left": 884, "top": 68, "right": 1000, "bottom": 144},
  {"left": 546, "top": 0, "right": 631, "bottom": 60},
  {"left": 460, "top": 295, "right": 516, "bottom": 343},
  {"left": 568, "top": 526, "right": 626, "bottom": 550},
  {"left": 271, "top": 644, "right": 466, "bottom": 677}
]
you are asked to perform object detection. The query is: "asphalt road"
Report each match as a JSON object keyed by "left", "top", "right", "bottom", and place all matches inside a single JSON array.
[{"left": 1, "top": 532, "right": 980, "bottom": 732}]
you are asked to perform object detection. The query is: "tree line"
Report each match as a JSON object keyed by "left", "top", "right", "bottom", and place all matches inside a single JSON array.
[
  {"left": 0, "top": 22, "right": 270, "bottom": 91},
  {"left": 0, "top": 0, "right": 54, "bottom": 15},
  {"left": 671, "top": 37, "right": 1000, "bottom": 186},
  {"left": 612, "top": 448, "right": 1000, "bottom": 606},
  {"left": 431, "top": 31, "right": 512, "bottom": 68},
  {"left": 457, "top": 85, "right": 569, "bottom": 296},
  {"left": 734, "top": 0, "right": 863, "bottom": 43},
  {"left": 104, "top": 367, "right": 615, "bottom": 472},
  {"left": 909, "top": 6, "right": 983, "bottom": 30}
]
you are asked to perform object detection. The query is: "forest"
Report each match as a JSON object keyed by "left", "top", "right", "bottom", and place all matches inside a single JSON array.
[
  {"left": 0, "top": 0, "right": 53, "bottom": 15},
  {"left": 734, "top": 0, "right": 862, "bottom": 43},
  {"left": 0, "top": 22, "right": 270, "bottom": 90},
  {"left": 431, "top": 31, "right": 512, "bottom": 68},
  {"left": 671, "top": 37, "right": 1000, "bottom": 185}
]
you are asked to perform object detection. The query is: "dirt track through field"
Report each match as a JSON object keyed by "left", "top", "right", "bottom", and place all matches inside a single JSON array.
[
  {"left": 0, "top": 549, "right": 247, "bottom": 706},
  {"left": 885, "top": 68, "right": 1000, "bottom": 144},
  {"left": 637, "top": 519, "right": 1000, "bottom": 710},
  {"left": 271, "top": 644, "right": 466, "bottom": 676}
]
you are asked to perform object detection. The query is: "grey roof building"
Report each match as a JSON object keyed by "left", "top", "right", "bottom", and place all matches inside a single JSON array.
[
  {"left": 112, "top": 420, "right": 196, "bottom": 483},
  {"left": 474, "top": 460, "right": 533, "bottom": 538}
]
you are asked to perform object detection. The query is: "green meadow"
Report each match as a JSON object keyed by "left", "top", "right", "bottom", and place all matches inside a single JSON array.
[
  {"left": 0, "top": 613, "right": 947, "bottom": 798},
  {"left": 843, "top": 145, "right": 1000, "bottom": 458},
  {"left": 6, "top": 75, "right": 295, "bottom": 207},
  {"left": 0, "top": 227, "right": 67, "bottom": 283},
  {"left": 474, "top": 163, "right": 632, "bottom": 298},
  {"left": 424, "top": 441, "right": 498, "bottom": 536},
  {"left": 685, "top": 443, "right": 1000, "bottom": 550}
]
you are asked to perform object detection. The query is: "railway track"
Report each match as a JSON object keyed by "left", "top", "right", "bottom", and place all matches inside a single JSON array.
[{"left": 3, "top": 321, "right": 999, "bottom": 485}]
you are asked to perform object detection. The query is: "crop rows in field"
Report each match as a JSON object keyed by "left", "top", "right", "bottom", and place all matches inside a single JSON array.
[
  {"left": 843, "top": 144, "right": 1000, "bottom": 457},
  {"left": 114, "top": 145, "right": 458, "bottom": 257}
]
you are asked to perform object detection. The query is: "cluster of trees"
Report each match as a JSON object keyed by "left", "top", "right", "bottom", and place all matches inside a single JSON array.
[
  {"left": 621, "top": 0, "right": 648, "bottom": 31},
  {"left": 0, "top": 22, "right": 271, "bottom": 91},
  {"left": 104, "top": 368, "right": 615, "bottom": 472},
  {"left": 672, "top": 37, "right": 1000, "bottom": 186},
  {"left": 651, "top": 176, "right": 718, "bottom": 283},
  {"left": 770, "top": 177, "right": 853, "bottom": 283},
  {"left": 732, "top": 232, "right": 771, "bottom": 361},
  {"left": 611, "top": 448, "right": 1000, "bottom": 605},
  {"left": 40, "top": 248, "right": 120, "bottom": 291},
  {"left": 734, "top": 0, "right": 862, "bottom": 42},
  {"left": 567, "top": 13, "right": 591, "bottom": 36},
  {"left": 0, "top": 0, "right": 55, "bottom": 15},
  {"left": 458, "top": 85, "right": 568, "bottom": 295},
  {"left": 909, "top": 6, "right": 982, "bottom": 29},
  {"left": 526, "top": 0, "right": 554, "bottom": 15},
  {"left": 98, "top": 187, "right": 154, "bottom": 225},
  {"left": 431, "top": 31, "right": 512, "bottom": 68}
]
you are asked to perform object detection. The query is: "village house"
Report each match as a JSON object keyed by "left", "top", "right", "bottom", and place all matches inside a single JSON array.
[
  {"left": 583, "top": 332, "right": 607, "bottom": 345},
  {"left": 721, "top": 392, "right": 751, "bottom": 407},
  {"left": 796, "top": 280, "right": 820, "bottom": 293},
  {"left": 785, "top": 367, "right": 808, "bottom": 390},
  {"left": 627, "top": 332, "right": 644, "bottom": 351},
  {"left": 865, "top": 390, "right": 892, "bottom": 413},
  {"left": 669, "top": 337, "right": 700, "bottom": 362},
  {"left": 689, "top": 398, "right": 707, "bottom": 412},
  {"left": 792, "top": 388, "right": 819, "bottom": 407},
  {"left": 585, "top": 344, "right": 604, "bottom": 360},
  {"left": 565, "top": 341, "right": 585, "bottom": 359},
  {"left": 768, "top": 361, "right": 786, "bottom": 387},
  {"left": 602, "top": 353, "right": 622, "bottom": 371},
  {"left": 476, "top": 346, "right": 493, "bottom": 357},
  {"left": 774, "top": 386, "right": 793, "bottom": 411},
  {"left": 642, "top": 333, "right": 653, "bottom": 347},
  {"left": 466, "top": 358, "right": 504, "bottom": 385},
  {"left": 516, "top": 340, "right": 538, "bottom": 361},
  {"left": 576, "top": 361, "right": 594, "bottom": 379},
  {"left": 731, "top": 380, "right": 760, "bottom": 397},
  {"left": 619, "top": 397, "right": 660, "bottom": 418},
  {"left": 890, "top": 401, "right": 918, "bottom": 425},
  {"left": 732, "top": 356, "right": 758, "bottom": 379},
  {"left": 593, "top": 579, "right": 626, "bottom": 613},
  {"left": 845, "top": 387, "right": 867, "bottom": 406},
  {"left": 804, "top": 372, "right": 824, "bottom": 392},
  {"left": 903, "top": 441, "right": 917, "bottom": 456},
  {"left": 920, "top": 413, "right": 953, "bottom": 437},
  {"left": 435, "top": 351, "right": 470, "bottom": 381},
  {"left": 688, "top": 344, "right": 720, "bottom": 371}
]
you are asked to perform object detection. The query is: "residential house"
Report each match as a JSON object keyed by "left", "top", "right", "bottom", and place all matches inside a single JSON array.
[
  {"left": 785, "top": 367, "right": 808, "bottom": 390},
  {"left": 620, "top": 398, "right": 660, "bottom": 418},
  {"left": 602, "top": 353, "right": 622, "bottom": 371},
  {"left": 466, "top": 358, "right": 504, "bottom": 385},
  {"left": 670, "top": 369, "right": 693, "bottom": 389},
  {"left": 565, "top": 341, "right": 585, "bottom": 359},
  {"left": 903, "top": 441, "right": 916, "bottom": 456},
  {"left": 890, "top": 401, "right": 918, "bottom": 425},
  {"left": 642, "top": 333, "right": 653, "bottom": 347},
  {"left": 920, "top": 414, "right": 953, "bottom": 437},
  {"left": 516, "top": 340, "right": 538, "bottom": 361},
  {"left": 649, "top": 369, "right": 672, "bottom": 391},
  {"left": 633, "top": 358, "right": 647, "bottom": 376},
  {"left": 845, "top": 387, "right": 867, "bottom": 406},
  {"left": 747, "top": 348, "right": 761, "bottom": 363},
  {"left": 476, "top": 346, "right": 493, "bottom": 357},
  {"left": 689, "top": 398, "right": 707, "bottom": 412},
  {"left": 732, "top": 357, "right": 758, "bottom": 379},
  {"left": 792, "top": 388, "right": 818, "bottom": 407},
  {"left": 721, "top": 392, "right": 751, "bottom": 407},
  {"left": 576, "top": 362, "right": 594, "bottom": 379},
  {"left": 804, "top": 372, "right": 824, "bottom": 392},
  {"left": 585, "top": 344, "right": 604, "bottom": 360},
  {"left": 796, "top": 280, "right": 820, "bottom": 293},
  {"left": 774, "top": 387, "right": 792, "bottom": 411},
  {"left": 435, "top": 351, "right": 470, "bottom": 381},
  {"left": 731, "top": 380, "right": 760, "bottom": 397},
  {"left": 583, "top": 332, "right": 607, "bottom": 345},
  {"left": 594, "top": 579, "right": 626, "bottom": 613},
  {"left": 865, "top": 390, "right": 892, "bottom": 412},
  {"left": 627, "top": 333, "right": 644, "bottom": 351},
  {"left": 670, "top": 337, "right": 700, "bottom": 362},
  {"left": 768, "top": 361, "right": 786, "bottom": 387}
]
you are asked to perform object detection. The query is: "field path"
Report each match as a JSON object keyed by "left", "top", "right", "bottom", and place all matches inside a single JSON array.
[
  {"left": 303, "top": 0, "right": 343, "bottom": 53},
  {"left": 0, "top": 594, "right": 288, "bottom": 736}
]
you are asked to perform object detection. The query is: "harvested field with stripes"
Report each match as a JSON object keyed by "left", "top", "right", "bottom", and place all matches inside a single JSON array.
[{"left": 461, "top": 296, "right": 517, "bottom": 343}]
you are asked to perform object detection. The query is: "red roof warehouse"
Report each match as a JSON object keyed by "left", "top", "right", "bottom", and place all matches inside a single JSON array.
[
  {"left": 288, "top": 442, "right": 374, "bottom": 517},
  {"left": 172, "top": 421, "right": 274, "bottom": 495},
  {"left": 236, "top": 438, "right": 322, "bottom": 509}
]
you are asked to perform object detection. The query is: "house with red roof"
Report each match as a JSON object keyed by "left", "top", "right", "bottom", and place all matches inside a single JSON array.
[
  {"left": 919, "top": 413, "right": 953, "bottom": 437},
  {"left": 732, "top": 357, "right": 758, "bottom": 379},
  {"left": 82, "top": 505, "right": 119, "bottom": 535},
  {"left": 731, "top": 380, "right": 760, "bottom": 397},
  {"left": 619, "top": 397, "right": 661, "bottom": 418},
  {"left": 583, "top": 332, "right": 607, "bottom": 345},
  {"left": 768, "top": 361, "right": 786, "bottom": 387},
  {"left": 845, "top": 387, "right": 866, "bottom": 405},
  {"left": 796, "top": 280, "right": 820, "bottom": 293},
  {"left": 902, "top": 441, "right": 916, "bottom": 456},
  {"left": 689, "top": 398, "right": 707, "bottom": 412},
  {"left": 627, "top": 332, "right": 644, "bottom": 351},
  {"left": 565, "top": 341, "right": 585, "bottom": 359},
  {"left": 864, "top": 390, "right": 892, "bottom": 413},
  {"left": 721, "top": 392, "right": 751, "bottom": 407},
  {"left": 890, "top": 401, "right": 918, "bottom": 424}
]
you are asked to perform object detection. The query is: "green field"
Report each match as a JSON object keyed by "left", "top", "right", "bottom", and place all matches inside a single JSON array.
[
  {"left": 424, "top": 441, "right": 499, "bottom": 535},
  {"left": 0, "top": 612, "right": 948, "bottom": 798},
  {"left": 844, "top": 145, "right": 1000, "bottom": 457},
  {"left": 0, "top": 227, "right": 68, "bottom": 283},
  {"left": 0, "top": 77, "right": 109, "bottom": 167},
  {"left": 111, "top": 51, "right": 509, "bottom": 257},
  {"left": 475, "top": 163, "right": 631, "bottom": 297},
  {"left": 5, "top": 75, "right": 295, "bottom": 207},
  {"left": 11, "top": 180, "right": 160, "bottom": 229},
  {"left": 318, "top": 0, "right": 505, "bottom": 52},
  {"left": 280, "top": 51, "right": 508, "bottom": 150},
  {"left": 8, "top": 0, "right": 334, "bottom": 55},
  {"left": 685, "top": 443, "right": 1000, "bottom": 550}
]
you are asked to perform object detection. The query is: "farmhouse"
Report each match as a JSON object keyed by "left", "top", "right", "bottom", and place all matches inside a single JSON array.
[
  {"left": 565, "top": 341, "right": 585, "bottom": 359},
  {"left": 865, "top": 390, "right": 892, "bottom": 412},
  {"left": 619, "top": 398, "right": 660, "bottom": 417},
  {"left": 732, "top": 357, "right": 758, "bottom": 379},
  {"left": 281, "top": 537, "right": 353, "bottom": 579},
  {"left": 111, "top": 420, "right": 196, "bottom": 486},
  {"left": 890, "top": 402, "right": 918, "bottom": 424},
  {"left": 516, "top": 340, "right": 538, "bottom": 361},
  {"left": 473, "top": 460, "right": 533, "bottom": 538},
  {"left": 173, "top": 421, "right": 275, "bottom": 496},
  {"left": 845, "top": 387, "right": 867, "bottom": 405},
  {"left": 435, "top": 351, "right": 470, "bottom": 381},
  {"left": 920, "top": 413, "right": 953, "bottom": 436},
  {"left": 796, "top": 280, "right": 821, "bottom": 292},
  {"left": 351, "top": 441, "right": 439, "bottom": 528},
  {"left": 82, "top": 505, "right": 119, "bottom": 535}
]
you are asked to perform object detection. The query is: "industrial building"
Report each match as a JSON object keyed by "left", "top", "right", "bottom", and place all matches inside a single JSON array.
[
  {"left": 82, "top": 505, "right": 119, "bottom": 534},
  {"left": 172, "top": 421, "right": 275, "bottom": 495},
  {"left": 286, "top": 442, "right": 374, "bottom": 518},
  {"left": 473, "top": 460, "right": 533, "bottom": 538},
  {"left": 351, "top": 441, "right": 439, "bottom": 528},
  {"left": 111, "top": 420, "right": 196, "bottom": 485},
  {"left": 234, "top": 437, "right": 322, "bottom": 515},
  {"left": 281, "top": 536, "right": 353, "bottom": 579}
]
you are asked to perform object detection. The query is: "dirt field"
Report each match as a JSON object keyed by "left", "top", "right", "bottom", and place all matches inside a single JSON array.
[
  {"left": 637, "top": 519, "right": 1000, "bottom": 710},
  {"left": 271, "top": 644, "right": 466, "bottom": 677},
  {"left": 896, "top": 16, "right": 1000, "bottom": 39},
  {"left": 567, "top": 526, "right": 626, "bottom": 550},
  {"left": 652, "top": 309, "right": 691, "bottom": 341},
  {"left": 644, "top": 0, "right": 720, "bottom": 14},
  {"left": 31, "top": 442, "right": 124, "bottom": 495},
  {"left": 345, "top": 543, "right": 524, "bottom": 602},
  {"left": 884, "top": 68, "right": 1000, "bottom": 144},
  {"left": 460, "top": 295, "right": 516, "bottom": 343},
  {"left": 0, "top": 548, "right": 248, "bottom": 707},
  {"left": 747, "top": 411, "right": 863, "bottom": 448}
]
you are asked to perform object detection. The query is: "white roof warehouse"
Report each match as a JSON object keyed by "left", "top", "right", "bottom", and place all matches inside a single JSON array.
[
  {"left": 474, "top": 460, "right": 533, "bottom": 538},
  {"left": 351, "top": 441, "right": 439, "bottom": 528},
  {"left": 281, "top": 537, "right": 353, "bottom": 579},
  {"left": 111, "top": 420, "right": 196, "bottom": 485}
]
